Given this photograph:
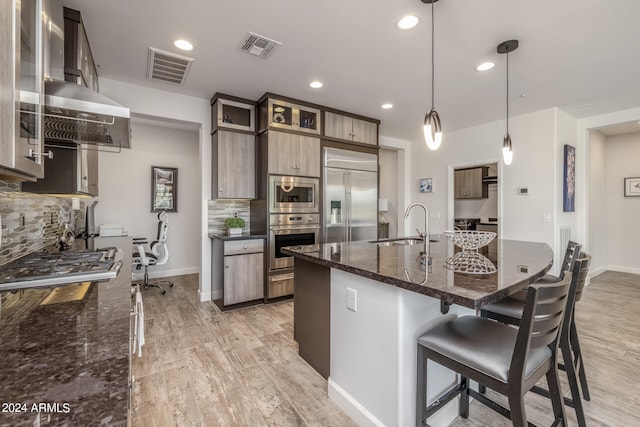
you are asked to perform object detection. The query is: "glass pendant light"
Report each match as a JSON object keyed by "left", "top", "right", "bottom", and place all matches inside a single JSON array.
[
  {"left": 497, "top": 40, "right": 519, "bottom": 165},
  {"left": 422, "top": 0, "right": 442, "bottom": 150}
]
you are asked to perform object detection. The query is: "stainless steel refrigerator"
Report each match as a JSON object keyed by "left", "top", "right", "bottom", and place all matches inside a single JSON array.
[{"left": 323, "top": 148, "right": 378, "bottom": 243}]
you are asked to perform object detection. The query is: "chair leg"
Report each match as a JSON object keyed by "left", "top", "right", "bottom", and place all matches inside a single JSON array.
[
  {"left": 507, "top": 392, "right": 527, "bottom": 427},
  {"left": 546, "top": 363, "right": 568, "bottom": 427},
  {"left": 570, "top": 319, "right": 590, "bottom": 401},
  {"left": 459, "top": 376, "right": 469, "bottom": 418},
  {"left": 416, "top": 345, "right": 427, "bottom": 427},
  {"left": 560, "top": 338, "right": 587, "bottom": 427}
]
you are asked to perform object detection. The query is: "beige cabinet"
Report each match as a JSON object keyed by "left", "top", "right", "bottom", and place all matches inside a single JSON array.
[
  {"left": 211, "top": 238, "right": 265, "bottom": 308},
  {"left": 454, "top": 167, "right": 488, "bottom": 199},
  {"left": 324, "top": 111, "right": 378, "bottom": 146},
  {"left": 212, "top": 130, "right": 255, "bottom": 199},
  {"left": 262, "top": 98, "right": 321, "bottom": 135},
  {"left": 266, "top": 131, "right": 320, "bottom": 177}
]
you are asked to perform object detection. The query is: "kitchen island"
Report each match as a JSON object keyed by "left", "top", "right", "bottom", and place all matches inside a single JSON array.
[
  {"left": 283, "top": 235, "right": 553, "bottom": 427},
  {"left": 0, "top": 236, "right": 132, "bottom": 426}
]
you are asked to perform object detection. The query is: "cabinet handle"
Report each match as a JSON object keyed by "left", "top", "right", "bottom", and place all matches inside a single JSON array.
[
  {"left": 225, "top": 265, "right": 229, "bottom": 269},
  {"left": 243, "top": 245, "right": 247, "bottom": 249},
  {"left": 82, "top": 176, "right": 88, "bottom": 180},
  {"left": 219, "top": 188, "right": 223, "bottom": 192}
]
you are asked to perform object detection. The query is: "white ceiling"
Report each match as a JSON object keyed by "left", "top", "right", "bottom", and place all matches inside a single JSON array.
[{"left": 64, "top": 0, "right": 640, "bottom": 141}]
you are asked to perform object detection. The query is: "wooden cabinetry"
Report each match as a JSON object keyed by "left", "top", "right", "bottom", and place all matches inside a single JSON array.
[
  {"left": 265, "top": 130, "right": 320, "bottom": 177},
  {"left": 22, "top": 142, "right": 99, "bottom": 196},
  {"left": 213, "top": 238, "right": 265, "bottom": 309},
  {"left": 212, "top": 130, "right": 255, "bottom": 199},
  {"left": 324, "top": 111, "right": 378, "bottom": 146},
  {"left": 211, "top": 93, "right": 255, "bottom": 133},
  {"left": 64, "top": 7, "right": 99, "bottom": 91},
  {"left": 476, "top": 223, "right": 498, "bottom": 255},
  {"left": 259, "top": 98, "right": 321, "bottom": 135},
  {"left": 454, "top": 167, "right": 488, "bottom": 199}
]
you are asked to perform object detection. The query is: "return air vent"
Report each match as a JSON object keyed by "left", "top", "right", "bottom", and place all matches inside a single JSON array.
[
  {"left": 147, "top": 47, "right": 194, "bottom": 85},
  {"left": 239, "top": 32, "right": 281, "bottom": 59}
]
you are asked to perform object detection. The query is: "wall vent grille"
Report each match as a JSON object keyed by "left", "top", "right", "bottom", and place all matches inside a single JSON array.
[
  {"left": 559, "top": 226, "right": 572, "bottom": 274},
  {"left": 147, "top": 47, "right": 194, "bottom": 85},
  {"left": 239, "top": 32, "right": 281, "bottom": 59}
]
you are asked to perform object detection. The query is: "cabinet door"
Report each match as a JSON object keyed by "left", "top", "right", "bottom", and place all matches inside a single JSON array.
[
  {"left": 216, "top": 131, "right": 255, "bottom": 199},
  {"left": 296, "top": 136, "right": 320, "bottom": 177},
  {"left": 83, "top": 144, "right": 99, "bottom": 196},
  {"left": 267, "top": 131, "right": 299, "bottom": 175},
  {"left": 351, "top": 118, "right": 378, "bottom": 145},
  {"left": 455, "top": 168, "right": 487, "bottom": 199},
  {"left": 223, "top": 253, "right": 264, "bottom": 305},
  {"left": 324, "top": 112, "right": 352, "bottom": 141}
]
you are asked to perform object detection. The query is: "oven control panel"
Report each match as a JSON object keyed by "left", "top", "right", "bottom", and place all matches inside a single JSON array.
[{"left": 270, "top": 214, "right": 320, "bottom": 227}]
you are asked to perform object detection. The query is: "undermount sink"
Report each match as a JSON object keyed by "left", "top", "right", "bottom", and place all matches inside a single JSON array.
[{"left": 371, "top": 237, "right": 438, "bottom": 247}]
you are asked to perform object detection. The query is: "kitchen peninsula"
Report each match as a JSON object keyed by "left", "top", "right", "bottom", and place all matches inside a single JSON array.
[{"left": 283, "top": 236, "right": 553, "bottom": 427}]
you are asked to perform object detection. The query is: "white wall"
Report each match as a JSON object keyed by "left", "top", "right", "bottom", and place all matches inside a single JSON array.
[
  {"left": 587, "top": 130, "right": 607, "bottom": 275},
  {"left": 379, "top": 136, "right": 412, "bottom": 237},
  {"left": 98, "top": 78, "right": 213, "bottom": 300},
  {"left": 96, "top": 118, "right": 200, "bottom": 278},
  {"left": 605, "top": 131, "right": 640, "bottom": 273}
]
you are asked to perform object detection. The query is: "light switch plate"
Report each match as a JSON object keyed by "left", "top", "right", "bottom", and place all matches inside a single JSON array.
[{"left": 346, "top": 287, "right": 357, "bottom": 312}]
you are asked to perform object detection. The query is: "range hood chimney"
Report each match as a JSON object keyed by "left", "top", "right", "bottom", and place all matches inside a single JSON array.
[{"left": 43, "top": 80, "right": 131, "bottom": 148}]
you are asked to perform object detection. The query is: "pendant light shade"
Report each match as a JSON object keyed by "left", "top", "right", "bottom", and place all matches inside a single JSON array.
[
  {"left": 497, "top": 39, "right": 518, "bottom": 165},
  {"left": 422, "top": 0, "right": 443, "bottom": 150}
]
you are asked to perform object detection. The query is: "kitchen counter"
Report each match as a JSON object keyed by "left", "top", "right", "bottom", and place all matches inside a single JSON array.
[
  {"left": 477, "top": 221, "right": 498, "bottom": 226},
  {"left": 209, "top": 232, "right": 267, "bottom": 241},
  {"left": 283, "top": 235, "right": 553, "bottom": 309},
  {"left": 0, "top": 236, "right": 132, "bottom": 426}
]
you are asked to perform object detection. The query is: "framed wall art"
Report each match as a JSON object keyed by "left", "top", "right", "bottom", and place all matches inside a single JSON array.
[
  {"left": 624, "top": 177, "right": 640, "bottom": 197},
  {"left": 151, "top": 166, "right": 178, "bottom": 212},
  {"left": 419, "top": 178, "right": 433, "bottom": 193},
  {"left": 563, "top": 145, "right": 575, "bottom": 212}
]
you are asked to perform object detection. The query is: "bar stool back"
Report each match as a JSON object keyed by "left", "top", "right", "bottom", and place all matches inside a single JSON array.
[{"left": 416, "top": 272, "right": 574, "bottom": 427}]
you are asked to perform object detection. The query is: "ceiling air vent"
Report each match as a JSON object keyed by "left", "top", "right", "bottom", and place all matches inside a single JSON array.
[
  {"left": 239, "top": 32, "right": 281, "bottom": 59},
  {"left": 147, "top": 47, "right": 194, "bottom": 85}
]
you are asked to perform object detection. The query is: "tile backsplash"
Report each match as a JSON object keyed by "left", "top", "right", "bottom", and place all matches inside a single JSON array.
[
  {"left": 207, "top": 200, "right": 250, "bottom": 235},
  {"left": 0, "top": 184, "right": 86, "bottom": 266}
]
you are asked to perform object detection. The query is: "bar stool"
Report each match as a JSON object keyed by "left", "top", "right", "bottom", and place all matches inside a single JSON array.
[
  {"left": 416, "top": 272, "right": 574, "bottom": 427},
  {"left": 481, "top": 255, "right": 591, "bottom": 427}
]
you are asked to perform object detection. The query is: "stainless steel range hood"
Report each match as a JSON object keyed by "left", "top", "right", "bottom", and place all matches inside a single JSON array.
[{"left": 44, "top": 80, "right": 131, "bottom": 148}]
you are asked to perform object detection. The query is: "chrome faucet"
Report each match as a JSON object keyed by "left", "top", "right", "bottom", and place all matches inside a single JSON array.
[{"left": 404, "top": 203, "right": 430, "bottom": 255}]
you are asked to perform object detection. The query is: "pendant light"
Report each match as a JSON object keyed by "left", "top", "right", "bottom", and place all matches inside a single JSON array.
[
  {"left": 497, "top": 40, "right": 518, "bottom": 165},
  {"left": 422, "top": 0, "right": 442, "bottom": 150}
]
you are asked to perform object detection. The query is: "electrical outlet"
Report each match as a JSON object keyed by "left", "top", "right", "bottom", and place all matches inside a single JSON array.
[
  {"left": 542, "top": 212, "right": 551, "bottom": 223},
  {"left": 346, "top": 287, "right": 357, "bottom": 312},
  {"left": 430, "top": 211, "right": 441, "bottom": 219}
]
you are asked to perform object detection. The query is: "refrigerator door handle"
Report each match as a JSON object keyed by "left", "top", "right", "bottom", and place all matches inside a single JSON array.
[{"left": 346, "top": 172, "right": 352, "bottom": 242}]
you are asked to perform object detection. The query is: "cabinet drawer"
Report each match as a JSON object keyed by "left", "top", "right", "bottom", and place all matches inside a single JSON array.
[{"left": 224, "top": 239, "right": 264, "bottom": 255}]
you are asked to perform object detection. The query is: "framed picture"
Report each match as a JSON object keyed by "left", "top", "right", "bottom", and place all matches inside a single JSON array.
[
  {"left": 624, "top": 177, "right": 640, "bottom": 197},
  {"left": 151, "top": 166, "right": 178, "bottom": 212},
  {"left": 419, "top": 178, "right": 433, "bottom": 193},
  {"left": 563, "top": 145, "right": 575, "bottom": 212}
]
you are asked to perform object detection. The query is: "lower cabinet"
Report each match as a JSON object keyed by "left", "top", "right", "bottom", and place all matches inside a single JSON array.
[{"left": 212, "top": 238, "right": 265, "bottom": 309}]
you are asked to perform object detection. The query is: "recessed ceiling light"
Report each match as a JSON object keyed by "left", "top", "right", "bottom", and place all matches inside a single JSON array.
[
  {"left": 174, "top": 39, "right": 193, "bottom": 51},
  {"left": 475, "top": 62, "right": 495, "bottom": 71},
  {"left": 381, "top": 103, "right": 393, "bottom": 110},
  {"left": 309, "top": 81, "right": 324, "bottom": 89},
  {"left": 397, "top": 15, "right": 420, "bottom": 30}
]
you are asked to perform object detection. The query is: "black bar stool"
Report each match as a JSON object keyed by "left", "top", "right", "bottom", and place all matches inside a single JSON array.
[
  {"left": 481, "top": 255, "right": 591, "bottom": 426},
  {"left": 416, "top": 272, "right": 575, "bottom": 427}
]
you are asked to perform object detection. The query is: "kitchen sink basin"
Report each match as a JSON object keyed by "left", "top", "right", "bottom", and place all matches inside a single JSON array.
[{"left": 370, "top": 237, "right": 438, "bottom": 247}]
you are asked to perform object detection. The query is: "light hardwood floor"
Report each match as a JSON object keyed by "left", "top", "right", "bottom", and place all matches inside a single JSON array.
[{"left": 132, "top": 271, "right": 640, "bottom": 427}]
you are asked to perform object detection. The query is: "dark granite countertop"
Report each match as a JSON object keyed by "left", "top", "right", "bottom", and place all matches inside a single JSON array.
[
  {"left": 0, "top": 236, "right": 132, "bottom": 426},
  {"left": 209, "top": 233, "right": 267, "bottom": 241},
  {"left": 282, "top": 235, "right": 553, "bottom": 309}
]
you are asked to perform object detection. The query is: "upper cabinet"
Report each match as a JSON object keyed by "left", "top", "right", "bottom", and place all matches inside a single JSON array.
[
  {"left": 324, "top": 111, "right": 378, "bottom": 146},
  {"left": 212, "top": 130, "right": 255, "bottom": 199},
  {"left": 63, "top": 7, "right": 99, "bottom": 91},
  {"left": 454, "top": 167, "right": 488, "bottom": 199},
  {"left": 211, "top": 93, "right": 255, "bottom": 134},
  {"left": 264, "top": 131, "right": 320, "bottom": 178},
  {"left": 259, "top": 97, "right": 321, "bottom": 135},
  {"left": 0, "top": 0, "right": 47, "bottom": 181}
]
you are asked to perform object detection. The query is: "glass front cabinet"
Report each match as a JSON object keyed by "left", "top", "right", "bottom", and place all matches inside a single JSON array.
[{"left": 264, "top": 98, "right": 321, "bottom": 135}]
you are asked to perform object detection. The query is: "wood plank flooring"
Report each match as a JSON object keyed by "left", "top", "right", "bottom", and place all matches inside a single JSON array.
[{"left": 132, "top": 271, "right": 640, "bottom": 427}]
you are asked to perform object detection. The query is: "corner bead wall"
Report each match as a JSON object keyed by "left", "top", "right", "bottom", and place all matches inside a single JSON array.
[{"left": 0, "top": 182, "right": 86, "bottom": 266}]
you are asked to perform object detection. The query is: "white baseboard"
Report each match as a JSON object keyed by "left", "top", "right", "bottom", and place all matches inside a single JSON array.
[
  {"left": 607, "top": 265, "right": 640, "bottom": 275},
  {"left": 589, "top": 266, "right": 608, "bottom": 278},
  {"left": 198, "top": 288, "right": 212, "bottom": 302},
  {"left": 328, "top": 378, "right": 385, "bottom": 427},
  {"left": 132, "top": 267, "right": 199, "bottom": 281}
]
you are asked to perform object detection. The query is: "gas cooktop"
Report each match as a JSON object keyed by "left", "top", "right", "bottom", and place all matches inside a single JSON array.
[{"left": 0, "top": 248, "right": 122, "bottom": 292}]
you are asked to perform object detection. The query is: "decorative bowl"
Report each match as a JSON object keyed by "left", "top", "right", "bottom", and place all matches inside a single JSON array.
[
  {"left": 443, "top": 251, "right": 497, "bottom": 274},
  {"left": 443, "top": 230, "right": 497, "bottom": 251}
]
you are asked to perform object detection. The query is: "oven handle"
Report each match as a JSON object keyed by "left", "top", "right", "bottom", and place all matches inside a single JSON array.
[{"left": 270, "top": 226, "right": 320, "bottom": 232}]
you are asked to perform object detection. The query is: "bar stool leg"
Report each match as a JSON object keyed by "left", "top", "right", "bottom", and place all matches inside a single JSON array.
[
  {"left": 507, "top": 392, "right": 527, "bottom": 427},
  {"left": 459, "top": 376, "right": 469, "bottom": 418},
  {"left": 561, "top": 337, "right": 587, "bottom": 427},
  {"left": 545, "top": 364, "right": 568, "bottom": 427},
  {"left": 570, "top": 319, "right": 591, "bottom": 401},
  {"left": 416, "top": 345, "right": 427, "bottom": 427}
]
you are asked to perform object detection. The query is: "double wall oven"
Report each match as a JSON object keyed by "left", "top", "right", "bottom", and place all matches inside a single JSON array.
[{"left": 264, "top": 176, "right": 320, "bottom": 299}]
